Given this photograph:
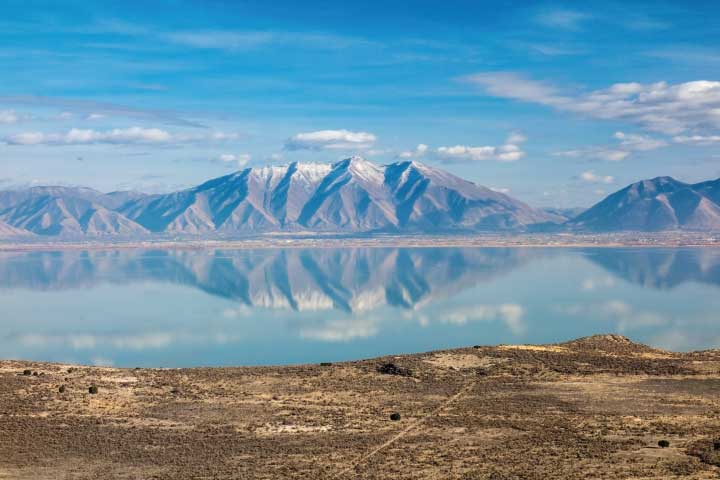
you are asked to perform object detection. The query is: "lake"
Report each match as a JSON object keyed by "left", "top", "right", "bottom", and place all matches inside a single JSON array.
[{"left": 1, "top": 246, "right": 718, "bottom": 367}]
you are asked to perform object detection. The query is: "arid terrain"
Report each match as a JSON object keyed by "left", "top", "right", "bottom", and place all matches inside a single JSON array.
[{"left": 2, "top": 335, "right": 720, "bottom": 479}]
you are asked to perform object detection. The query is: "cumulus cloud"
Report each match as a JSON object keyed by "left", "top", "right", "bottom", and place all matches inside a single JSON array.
[
  {"left": 435, "top": 133, "right": 527, "bottom": 163},
  {"left": 579, "top": 170, "right": 615, "bottom": 184},
  {"left": 2, "top": 127, "right": 240, "bottom": 146},
  {"left": 465, "top": 73, "right": 720, "bottom": 135},
  {"left": 285, "top": 129, "right": 376, "bottom": 151},
  {"left": 398, "top": 143, "right": 428, "bottom": 158},
  {"left": 218, "top": 153, "right": 251, "bottom": 167}
]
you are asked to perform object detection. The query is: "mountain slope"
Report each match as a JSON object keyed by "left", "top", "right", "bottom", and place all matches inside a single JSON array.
[
  {"left": 0, "top": 188, "right": 149, "bottom": 236},
  {"left": 567, "top": 176, "right": 720, "bottom": 231},
  {"left": 0, "top": 219, "right": 31, "bottom": 237},
  {"left": 0, "top": 158, "right": 569, "bottom": 237},
  {"left": 385, "top": 161, "right": 556, "bottom": 230}
]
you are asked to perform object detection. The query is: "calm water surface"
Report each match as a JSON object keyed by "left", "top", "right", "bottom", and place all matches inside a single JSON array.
[{"left": 1, "top": 247, "right": 719, "bottom": 367}]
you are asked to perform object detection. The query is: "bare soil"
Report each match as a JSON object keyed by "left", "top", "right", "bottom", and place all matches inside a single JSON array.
[{"left": 2, "top": 334, "right": 720, "bottom": 479}]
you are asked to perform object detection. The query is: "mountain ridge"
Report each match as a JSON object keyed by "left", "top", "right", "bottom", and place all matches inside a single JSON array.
[
  {"left": 0, "top": 157, "right": 558, "bottom": 238},
  {"left": 2, "top": 163, "right": 720, "bottom": 238},
  {"left": 567, "top": 175, "right": 720, "bottom": 232}
]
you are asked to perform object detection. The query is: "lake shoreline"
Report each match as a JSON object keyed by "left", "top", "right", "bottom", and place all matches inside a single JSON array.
[
  {"left": 2, "top": 232, "right": 720, "bottom": 252},
  {"left": 2, "top": 334, "right": 720, "bottom": 478}
]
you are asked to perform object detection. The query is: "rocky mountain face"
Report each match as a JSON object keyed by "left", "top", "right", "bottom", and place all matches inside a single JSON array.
[
  {"left": 567, "top": 176, "right": 720, "bottom": 232},
  {"left": 0, "top": 157, "right": 557, "bottom": 238}
]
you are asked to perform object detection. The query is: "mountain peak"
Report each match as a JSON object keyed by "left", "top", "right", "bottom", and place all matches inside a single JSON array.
[{"left": 569, "top": 174, "right": 720, "bottom": 232}]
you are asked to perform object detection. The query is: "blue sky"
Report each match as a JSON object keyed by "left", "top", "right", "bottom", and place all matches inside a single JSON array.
[{"left": 1, "top": 0, "right": 719, "bottom": 207}]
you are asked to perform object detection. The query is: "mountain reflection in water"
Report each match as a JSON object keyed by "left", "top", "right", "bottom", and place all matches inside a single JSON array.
[{"left": 0, "top": 247, "right": 719, "bottom": 366}]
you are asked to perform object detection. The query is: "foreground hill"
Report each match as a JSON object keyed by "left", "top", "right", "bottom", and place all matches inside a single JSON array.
[
  {"left": 2, "top": 334, "right": 719, "bottom": 478},
  {"left": 567, "top": 176, "right": 720, "bottom": 232},
  {"left": 0, "top": 158, "right": 558, "bottom": 237}
]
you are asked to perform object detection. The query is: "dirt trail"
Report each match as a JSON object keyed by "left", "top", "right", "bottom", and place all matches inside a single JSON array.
[{"left": 334, "top": 380, "right": 478, "bottom": 478}]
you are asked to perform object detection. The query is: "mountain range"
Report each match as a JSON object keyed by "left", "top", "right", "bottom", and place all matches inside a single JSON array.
[
  {"left": 0, "top": 247, "right": 540, "bottom": 312},
  {"left": 1, "top": 158, "right": 719, "bottom": 238},
  {"left": 0, "top": 157, "right": 559, "bottom": 238}
]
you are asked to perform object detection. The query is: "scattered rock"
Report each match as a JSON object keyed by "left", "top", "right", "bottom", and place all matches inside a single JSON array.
[
  {"left": 658, "top": 440, "right": 670, "bottom": 448},
  {"left": 58, "top": 385, "right": 66, "bottom": 393},
  {"left": 22, "top": 369, "right": 32, "bottom": 376},
  {"left": 320, "top": 362, "right": 332, "bottom": 367},
  {"left": 390, "top": 412, "right": 401, "bottom": 421},
  {"left": 32, "top": 371, "right": 39, "bottom": 376},
  {"left": 67, "top": 368, "right": 75, "bottom": 373},
  {"left": 170, "top": 388, "right": 180, "bottom": 395},
  {"left": 88, "top": 385, "right": 99, "bottom": 395},
  {"left": 714, "top": 439, "right": 720, "bottom": 451},
  {"left": 377, "top": 362, "right": 412, "bottom": 377}
]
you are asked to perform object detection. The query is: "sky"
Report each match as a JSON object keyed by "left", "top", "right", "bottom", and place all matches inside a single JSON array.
[{"left": 0, "top": 0, "right": 719, "bottom": 207}]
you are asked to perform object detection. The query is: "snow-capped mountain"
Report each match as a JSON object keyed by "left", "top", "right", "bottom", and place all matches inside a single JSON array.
[
  {"left": 0, "top": 157, "right": 558, "bottom": 238},
  {"left": 567, "top": 176, "right": 720, "bottom": 232}
]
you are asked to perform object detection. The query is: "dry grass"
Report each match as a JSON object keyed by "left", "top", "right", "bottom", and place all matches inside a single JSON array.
[{"left": 1, "top": 335, "right": 720, "bottom": 479}]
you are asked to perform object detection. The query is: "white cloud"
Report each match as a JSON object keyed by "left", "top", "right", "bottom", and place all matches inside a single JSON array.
[
  {"left": 580, "top": 170, "right": 615, "bottom": 184},
  {"left": 613, "top": 131, "right": 668, "bottom": 151},
  {"left": 465, "top": 73, "right": 720, "bottom": 135},
  {"left": 557, "top": 148, "right": 630, "bottom": 162},
  {"left": 440, "top": 304, "right": 526, "bottom": 335},
  {"left": 285, "top": 129, "right": 376, "bottom": 151},
  {"left": 490, "top": 187, "right": 510, "bottom": 194},
  {"left": 0, "top": 110, "right": 23, "bottom": 124},
  {"left": 556, "top": 130, "right": 667, "bottom": 162},
  {"left": 300, "top": 317, "right": 379, "bottom": 342},
  {"left": 86, "top": 113, "right": 106, "bottom": 120},
  {"left": 398, "top": 143, "right": 428, "bottom": 158},
  {"left": 218, "top": 153, "right": 251, "bottom": 167},
  {"left": 673, "top": 134, "right": 720, "bottom": 145},
  {"left": 436, "top": 133, "right": 526, "bottom": 163},
  {"left": 3, "top": 127, "right": 240, "bottom": 146}
]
